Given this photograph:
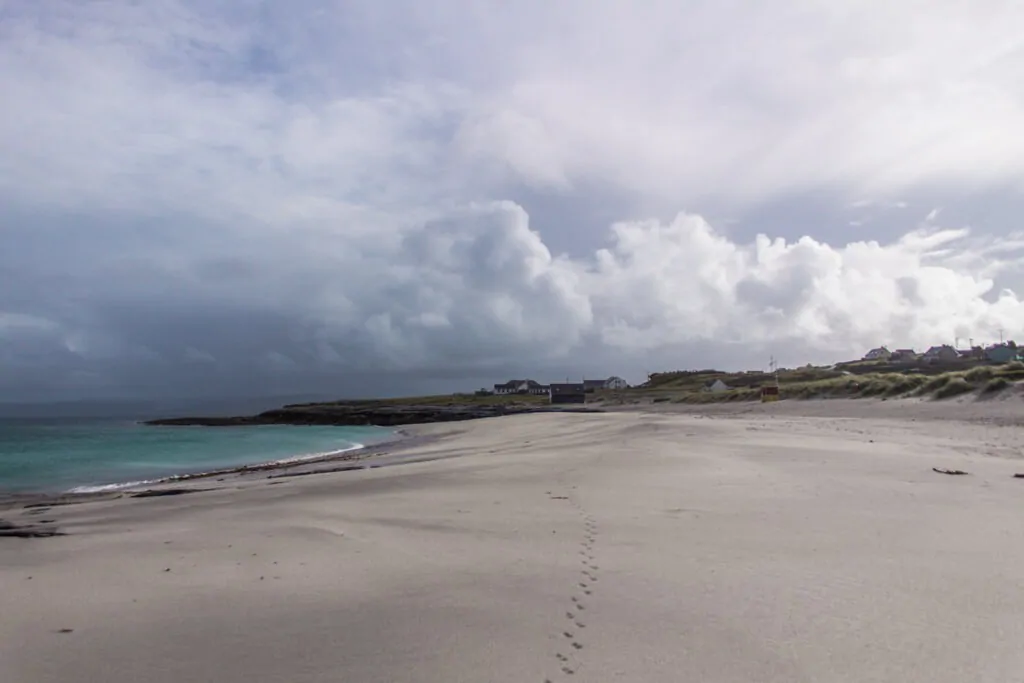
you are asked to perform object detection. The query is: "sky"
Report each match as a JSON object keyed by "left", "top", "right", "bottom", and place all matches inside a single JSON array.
[{"left": 3, "top": 0, "right": 1024, "bottom": 403}]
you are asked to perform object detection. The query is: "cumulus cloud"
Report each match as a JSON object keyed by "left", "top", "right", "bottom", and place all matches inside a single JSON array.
[
  {"left": 6, "top": 201, "right": 1024, "bottom": 398},
  {"left": 2, "top": 0, "right": 1024, "bottom": 401},
  {"left": 587, "top": 214, "right": 1024, "bottom": 353}
]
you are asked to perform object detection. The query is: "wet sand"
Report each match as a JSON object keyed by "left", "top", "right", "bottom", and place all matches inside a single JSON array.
[{"left": 3, "top": 401, "right": 1024, "bottom": 682}]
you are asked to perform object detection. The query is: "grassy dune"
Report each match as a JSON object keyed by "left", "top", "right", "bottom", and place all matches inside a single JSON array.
[
  {"left": 281, "top": 362, "right": 1023, "bottom": 411},
  {"left": 597, "top": 361, "right": 1024, "bottom": 405}
]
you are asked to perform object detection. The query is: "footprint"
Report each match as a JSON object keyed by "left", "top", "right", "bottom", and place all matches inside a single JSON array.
[{"left": 572, "top": 642, "right": 584, "bottom": 650}]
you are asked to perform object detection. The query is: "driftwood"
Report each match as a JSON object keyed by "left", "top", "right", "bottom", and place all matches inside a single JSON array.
[{"left": 932, "top": 467, "right": 969, "bottom": 476}]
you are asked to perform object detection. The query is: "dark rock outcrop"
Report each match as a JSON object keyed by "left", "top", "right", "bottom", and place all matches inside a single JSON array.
[{"left": 144, "top": 402, "right": 601, "bottom": 428}]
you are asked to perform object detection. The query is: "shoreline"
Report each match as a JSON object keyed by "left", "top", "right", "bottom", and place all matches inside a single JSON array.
[
  {"left": 6, "top": 407, "right": 1024, "bottom": 680},
  {"left": 6, "top": 393, "right": 1023, "bottom": 510},
  {"left": 0, "top": 428, "right": 418, "bottom": 512},
  {"left": 6, "top": 394, "right": 1023, "bottom": 510}
]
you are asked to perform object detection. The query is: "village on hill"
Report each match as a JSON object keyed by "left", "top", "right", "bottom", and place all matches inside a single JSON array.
[
  {"left": 858, "top": 341, "right": 1021, "bottom": 365},
  {"left": 462, "top": 341, "right": 1024, "bottom": 405},
  {"left": 638, "top": 338, "right": 1024, "bottom": 403},
  {"left": 471, "top": 376, "right": 630, "bottom": 404}
]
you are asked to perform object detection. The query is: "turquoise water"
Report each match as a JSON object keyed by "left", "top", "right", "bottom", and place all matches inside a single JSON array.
[{"left": 0, "top": 419, "right": 395, "bottom": 494}]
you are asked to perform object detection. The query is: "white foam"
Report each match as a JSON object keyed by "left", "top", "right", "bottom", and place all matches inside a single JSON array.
[
  {"left": 68, "top": 479, "right": 160, "bottom": 494},
  {"left": 268, "top": 442, "right": 366, "bottom": 466},
  {"left": 64, "top": 441, "right": 370, "bottom": 494}
]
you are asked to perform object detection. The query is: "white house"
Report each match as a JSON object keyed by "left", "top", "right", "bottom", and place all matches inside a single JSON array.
[
  {"left": 702, "top": 379, "right": 730, "bottom": 393},
  {"left": 863, "top": 346, "right": 892, "bottom": 361},
  {"left": 583, "top": 376, "right": 630, "bottom": 392},
  {"left": 922, "top": 345, "right": 958, "bottom": 362}
]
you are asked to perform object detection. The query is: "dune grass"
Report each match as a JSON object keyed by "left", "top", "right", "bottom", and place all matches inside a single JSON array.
[
  {"left": 933, "top": 377, "right": 974, "bottom": 399},
  {"left": 982, "top": 376, "right": 1011, "bottom": 395},
  {"left": 293, "top": 360, "right": 1024, "bottom": 409},
  {"left": 610, "top": 360, "right": 1024, "bottom": 406}
]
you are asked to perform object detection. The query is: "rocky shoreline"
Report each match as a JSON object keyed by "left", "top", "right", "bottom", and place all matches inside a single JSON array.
[{"left": 144, "top": 401, "right": 601, "bottom": 427}]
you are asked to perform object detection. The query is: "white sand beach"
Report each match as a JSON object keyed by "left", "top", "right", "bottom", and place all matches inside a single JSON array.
[{"left": 4, "top": 400, "right": 1024, "bottom": 682}]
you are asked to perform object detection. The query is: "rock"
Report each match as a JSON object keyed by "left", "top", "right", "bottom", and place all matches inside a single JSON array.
[{"left": 144, "top": 402, "right": 603, "bottom": 427}]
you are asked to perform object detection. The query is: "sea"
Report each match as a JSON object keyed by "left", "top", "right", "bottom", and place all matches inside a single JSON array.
[{"left": 0, "top": 418, "right": 395, "bottom": 495}]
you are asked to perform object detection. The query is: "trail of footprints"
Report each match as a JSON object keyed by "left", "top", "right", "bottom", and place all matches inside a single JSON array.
[{"left": 546, "top": 490, "right": 599, "bottom": 680}]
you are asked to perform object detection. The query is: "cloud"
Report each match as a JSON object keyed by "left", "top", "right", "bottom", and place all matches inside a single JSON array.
[
  {"left": 2, "top": 0, "right": 1024, "bottom": 400},
  {"left": 411, "top": 0, "right": 1024, "bottom": 203},
  {"left": 5, "top": 0, "right": 1024, "bottom": 218},
  {"left": 587, "top": 213, "right": 1024, "bottom": 353},
  {"left": 5, "top": 200, "right": 1024, "bottom": 398}
]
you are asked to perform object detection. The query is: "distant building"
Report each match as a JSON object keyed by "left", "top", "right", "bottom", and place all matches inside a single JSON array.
[
  {"left": 863, "top": 346, "right": 892, "bottom": 361},
  {"left": 550, "top": 382, "right": 586, "bottom": 404},
  {"left": 493, "top": 379, "right": 549, "bottom": 395},
  {"left": 702, "top": 379, "right": 730, "bottom": 393},
  {"left": 986, "top": 344, "right": 1020, "bottom": 363},
  {"left": 582, "top": 376, "right": 630, "bottom": 392},
  {"left": 889, "top": 348, "right": 918, "bottom": 361},
  {"left": 922, "top": 345, "right": 959, "bottom": 362},
  {"left": 958, "top": 346, "right": 986, "bottom": 360}
]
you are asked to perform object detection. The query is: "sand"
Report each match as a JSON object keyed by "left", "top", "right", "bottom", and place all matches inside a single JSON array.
[{"left": 4, "top": 399, "right": 1024, "bottom": 682}]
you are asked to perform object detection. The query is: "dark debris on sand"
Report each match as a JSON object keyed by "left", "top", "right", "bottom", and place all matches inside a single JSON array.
[
  {"left": 129, "top": 488, "right": 214, "bottom": 498},
  {"left": 0, "top": 519, "right": 65, "bottom": 538},
  {"left": 932, "top": 467, "right": 969, "bottom": 476}
]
